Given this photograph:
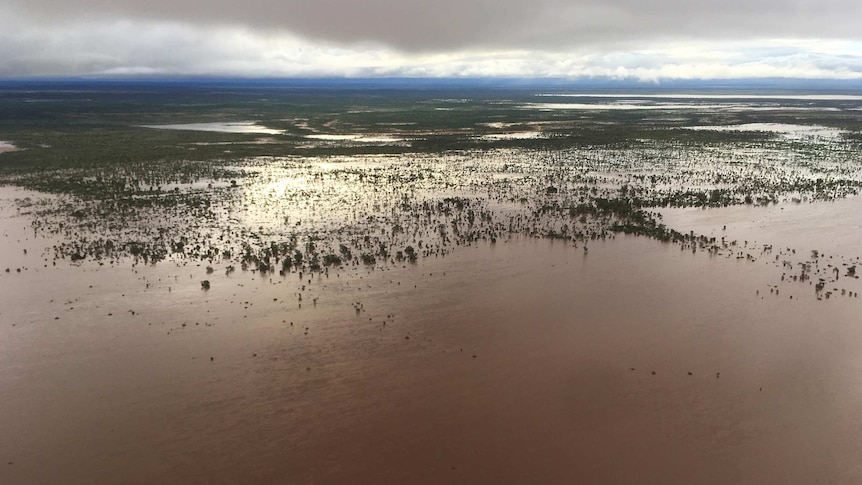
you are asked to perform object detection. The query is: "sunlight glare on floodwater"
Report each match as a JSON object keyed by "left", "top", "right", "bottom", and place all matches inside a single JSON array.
[
  {"left": 682, "top": 123, "right": 848, "bottom": 140},
  {"left": 141, "top": 121, "right": 285, "bottom": 135},
  {"left": 305, "top": 134, "right": 407, "bottom": 143}
]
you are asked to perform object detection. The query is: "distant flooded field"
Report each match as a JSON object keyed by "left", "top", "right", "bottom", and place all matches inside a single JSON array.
[
  {"left": 142, "top": 121, "right": 285, "bottom": 135},
  {"left": 1, "top": 81, "right": 862, "bottom": 484}
]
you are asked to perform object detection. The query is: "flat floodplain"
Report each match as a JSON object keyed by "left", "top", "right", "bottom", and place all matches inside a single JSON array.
[{"left": 1, "top": 81, "right": 861, "bottom": 484}]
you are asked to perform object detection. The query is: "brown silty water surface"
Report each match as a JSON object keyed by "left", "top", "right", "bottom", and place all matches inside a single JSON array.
[{"left": 1, "top": 189, "right": 862, "bottom": 484}]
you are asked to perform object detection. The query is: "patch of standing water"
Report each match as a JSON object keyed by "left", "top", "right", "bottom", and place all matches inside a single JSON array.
[
  {"left": 140, "top": 122, "right": 284, "bottom": 135},
  {"left": 305, "top": 134, "right": 408, "bottom": 143},
  {"left": 681, "top": 123, "right": 848, "bottom": 141},
  {"left": 523, "top": 102, "right": 743, "bottom": 111},
  {"left": 522, "top": 102, "right": 842, "bottom": 112},
  {"left": 536, "top": 93, "right": 862, "bottom": 101},
  {"left": 478, "top": 132, "right": 546, "bottom": 141}
]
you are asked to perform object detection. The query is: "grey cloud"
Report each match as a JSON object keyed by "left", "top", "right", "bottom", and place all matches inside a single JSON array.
[
  {"left": 5, "top": 0, "right": 862, "bottom": 51},
  {"left": 2, "top": 2, "right": 862, "bottom": 79}
]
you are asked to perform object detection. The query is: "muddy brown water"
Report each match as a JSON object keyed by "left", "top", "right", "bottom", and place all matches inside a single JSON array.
[
  {"left": 659, "top": 196, "right": 862, "bottom": 259},
  {"left": 2, "top": 191, "right": 862, "bottom": 484}
]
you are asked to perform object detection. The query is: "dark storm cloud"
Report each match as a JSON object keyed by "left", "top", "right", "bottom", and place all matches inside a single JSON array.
[{"left": 6, "top": 0, "right": 862, "bottom": 51}]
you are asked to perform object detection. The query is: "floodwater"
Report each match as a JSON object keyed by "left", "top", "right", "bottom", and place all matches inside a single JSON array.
[
  {"left": 659, "top": 196, "right": 862, "bottom": 259},
  {"left": 522, "top": 102, "right": 842, "bottom": 112},
  {"left": 536, "top": 93, "right": 862, "bottom": 101},
  {"left": 305, "top": 134, "right": 407, "bottom": 143},
  {"left": 682, "top": 123, "right": 846, "bottom": 141},
  {"left": 2, "top": 190, "right": 862, "bottom": 484},
  {"left": 478, "top": 132, "right": 546, "bottom": 141},
  {"left": 523, "top": 102, "right": 746, "bottom": 111},
  {"left": 141, "top": 122, "right": 284, "bottom": 135}
]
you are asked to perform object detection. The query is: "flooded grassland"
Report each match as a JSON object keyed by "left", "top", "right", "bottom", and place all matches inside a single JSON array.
[{"left": 1, "top": 83, "right": 862, "bottom": 484}]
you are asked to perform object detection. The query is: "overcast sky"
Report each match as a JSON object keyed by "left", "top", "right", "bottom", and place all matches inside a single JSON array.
[{"left": 2, "top": 0, "right": 862, "bottom": 80}]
